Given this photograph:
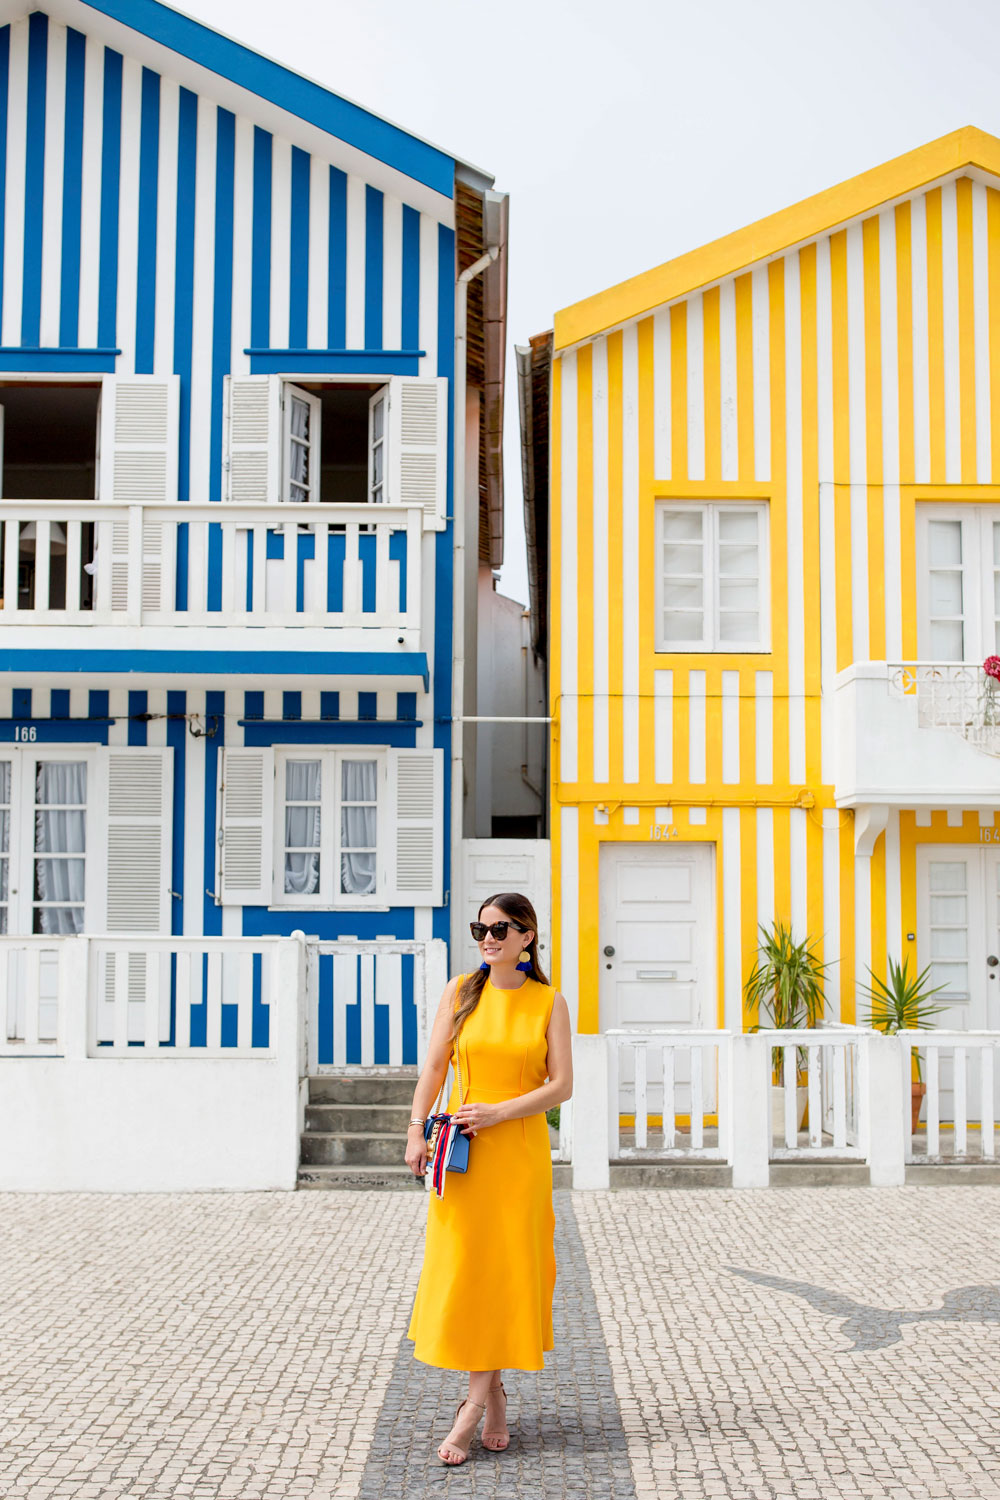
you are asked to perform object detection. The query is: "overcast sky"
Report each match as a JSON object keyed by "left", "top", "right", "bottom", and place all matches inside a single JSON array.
[{"left": 187, "top": 0, "right": 1000, "bottom": 606}]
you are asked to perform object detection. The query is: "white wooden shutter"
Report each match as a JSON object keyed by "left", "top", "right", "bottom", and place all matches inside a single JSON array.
[
  {"left": 224, "top": 375, "right": 281, "bottom": 503},
  {"left": 102, "top": 747, "right": 174, "bottom": 932},
  {"left": 384, "top": 748, "right": 442, "bottom": 906},
  {"left": 386, "top": 376, "right": 447, "bottom": 529},
  {"left": 98, "top": 375, "right": 179, "bottom": 504},
  {"left": 218, "top": 747, "right": 274, "bottom": 905}
]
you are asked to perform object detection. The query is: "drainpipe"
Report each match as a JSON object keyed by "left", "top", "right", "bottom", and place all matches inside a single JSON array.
[{"left": 451, "top": 243, "right": 499, "bottom": 962}]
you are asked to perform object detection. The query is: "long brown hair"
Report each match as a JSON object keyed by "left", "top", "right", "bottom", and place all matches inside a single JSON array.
[{"left": 451, "top": 892, "right": 549, "bottom": 1042}]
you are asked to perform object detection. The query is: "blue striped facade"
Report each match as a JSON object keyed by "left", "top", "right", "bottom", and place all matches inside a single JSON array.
[{"left": 0, "top": 6, "right": 468, "bottom": 1013}]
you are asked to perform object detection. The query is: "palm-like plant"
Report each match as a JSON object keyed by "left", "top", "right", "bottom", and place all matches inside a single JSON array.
[
  {"left": 859, "top": 955, "right": 949, "bottom": 1080},
  {"left": 745, "top": 921, "right": 830, "bottom": 1083}
]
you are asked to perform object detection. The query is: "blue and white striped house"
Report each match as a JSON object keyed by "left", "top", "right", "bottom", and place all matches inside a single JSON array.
[{"left": 0, "top": 0, "right": 513, "bottom": 1186}]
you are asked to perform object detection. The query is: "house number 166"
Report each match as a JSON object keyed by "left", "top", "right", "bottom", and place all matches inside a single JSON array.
[{"left": 14, "top": 725, "right": 36, "bottom": 741}]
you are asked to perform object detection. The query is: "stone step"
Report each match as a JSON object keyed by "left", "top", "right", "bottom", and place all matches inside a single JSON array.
[
  {"left": 296, "top": 1164, "right": 423, "bottom": 1192},
  {"left": 304, "top": 1102, "right": 412, "bottom": 1134},
  {"left": 610, "top": 1161, "right": 734, "bottom": 1189},
  {"left": 300, "top": 1131, "right": 407, "bottom": 1167},
  {"left": 297, "top": 1161, "right": 574, "bottom": 1191},
  {"left": 768, "top": 1161, "right": 871, "bottom": 1188},
  {"left": 306, "top": 1073, "right": 418, "bottom": 1106}
]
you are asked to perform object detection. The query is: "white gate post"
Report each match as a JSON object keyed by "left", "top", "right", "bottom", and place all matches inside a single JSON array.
[
  {"left": 421, "top": 939, "right": 449, "bottom": 1064},
  {"left": 276, "top": 934, "right": 306, "bottom": 1188},
  {"left": 730, "top": 1033, "right": 770, "bottom": 1188},
  {"left": 572, "top": 1033, "right": 610, "bottom": 1190},
  {"left": 61, "top": 936, "right": 90, "bottom": 1059},
  {"left": 864, "top": 1030, "right": 906, "bottom": 1186}
]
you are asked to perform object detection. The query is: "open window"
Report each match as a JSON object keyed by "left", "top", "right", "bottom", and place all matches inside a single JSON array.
[
  {"left": 224, "top": 375, "right": 447, "bottom": 526},
  {"left": 0, "top": 382, "right": 100, "bottom": 499}
]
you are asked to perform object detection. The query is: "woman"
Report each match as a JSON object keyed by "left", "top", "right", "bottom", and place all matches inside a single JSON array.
[{"left": 404, "top": 892, "right": 573, "bottom": 1465}]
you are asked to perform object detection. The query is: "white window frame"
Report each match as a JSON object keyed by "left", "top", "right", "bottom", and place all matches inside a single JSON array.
[
  {"left": 916, "top": 503, "right": 1000, "bottom": 662},
  {"left": 654, "top": 500, "right": 770, "bottom": 653},
  {"left": 280, "top": 382, "right": 322, "bottom": 505},
  {"left": 272, "top": 746, "right": 387, "bottom": 909},
  {"left": 0, "top": 745, "right": 101, "bottom": 935}
]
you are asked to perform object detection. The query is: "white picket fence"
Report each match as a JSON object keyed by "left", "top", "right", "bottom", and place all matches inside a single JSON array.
[
  {"left": 0, "top": 500, "right": 423, "bottom": 630},
  {"left": 571, "top": 1025, "right": 1000, "bottom": 1189},
  {"left": 0, "top": 933, "right": 446, "bottom": 1064}
]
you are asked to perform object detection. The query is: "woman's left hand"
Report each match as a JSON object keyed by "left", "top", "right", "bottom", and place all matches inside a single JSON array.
[{"left": 450, "top": 1101, "right": 504, "bottom": 1135}]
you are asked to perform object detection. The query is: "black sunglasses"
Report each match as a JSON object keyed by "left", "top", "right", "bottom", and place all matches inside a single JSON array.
[{"left": 470, "top": 920, "right": 528, "bottom": 942}]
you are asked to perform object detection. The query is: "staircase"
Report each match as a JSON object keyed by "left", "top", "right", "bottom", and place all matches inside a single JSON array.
[{"left": 297, "top": 1071, "right": 423, "bottom": 1190}]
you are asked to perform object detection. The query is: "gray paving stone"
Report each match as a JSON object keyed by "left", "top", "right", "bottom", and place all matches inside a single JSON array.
[{"left": 356, "top": 1193, "right": 637, "bottom": 1499}]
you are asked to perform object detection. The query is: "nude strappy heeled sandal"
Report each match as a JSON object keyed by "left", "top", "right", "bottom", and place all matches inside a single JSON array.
[
  {"left": 482, "top": 1380, "right": 509, "bottom": 1451},
  {"left": 437, "top": 1396, "right": 486, "bottom": 1466}
]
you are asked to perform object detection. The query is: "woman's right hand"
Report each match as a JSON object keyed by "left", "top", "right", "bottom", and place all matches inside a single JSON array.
[{"left": 405, "top": 1124, "right": 428, "bottom": 1178}]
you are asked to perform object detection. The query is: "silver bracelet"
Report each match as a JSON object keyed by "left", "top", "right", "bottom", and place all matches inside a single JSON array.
[{"left": 409, "top": 1117, "right": 425, "bottom": 1126}]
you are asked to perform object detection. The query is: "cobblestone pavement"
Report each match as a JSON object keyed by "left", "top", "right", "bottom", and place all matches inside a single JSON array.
[
  {"left": 1, "top": 1186, "right": 999, "bottom": 1499},
  {"left": 356, "top": 1195, "right": 635, "bottom": 1499},
  {"left": 575, "top": 1186, "right": 1000, "bottom": 1500}
]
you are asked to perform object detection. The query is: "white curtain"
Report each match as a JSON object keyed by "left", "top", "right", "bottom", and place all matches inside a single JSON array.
[
  {"left": 284, "top": 760, "right": 321, "bottom": 895},
  {"left": 35, "top": 761, "right": 87, "bottom": 935},
  {"left": 288, "top": 396, "right": 310, "bottom": 502},
  {"left": 341, "top": 760, "right": 377, "bottom": 895},
  {"left": 0, "top": 760, "right": 9, "bottom": 935}
]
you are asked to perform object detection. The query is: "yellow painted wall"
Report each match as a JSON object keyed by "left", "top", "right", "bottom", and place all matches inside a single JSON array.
[{"left": 550, "top": 159, "right": 1000, "bottom": 1035}]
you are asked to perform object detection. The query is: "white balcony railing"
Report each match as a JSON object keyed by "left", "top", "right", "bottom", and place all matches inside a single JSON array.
[
  {"left": 888, "top": 663, "right": 1000, "bottom": 757},
  {"left": 0, "top": 501, "right": 423, "bottom": 631}
]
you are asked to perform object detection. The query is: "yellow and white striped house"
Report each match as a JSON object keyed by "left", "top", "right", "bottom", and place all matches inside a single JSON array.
[{"left": 535, "top": 127, "right": 1000, "bottom": 1083}]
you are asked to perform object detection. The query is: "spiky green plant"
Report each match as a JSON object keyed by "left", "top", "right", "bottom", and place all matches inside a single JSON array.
[
  {"left": 859, "top": 955, "right": 949, "bottom": 1081},
  {"left": 745, "top": 921, "right": 831, "bottom": 1082}
]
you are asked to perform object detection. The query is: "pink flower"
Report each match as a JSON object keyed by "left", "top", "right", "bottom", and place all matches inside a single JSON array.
[{"left": 984, "top": 656, "right": 1000, "bottom": 682}]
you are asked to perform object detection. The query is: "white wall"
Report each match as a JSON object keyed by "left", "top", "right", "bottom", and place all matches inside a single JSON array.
[
  {"left": 0, "top": 1056, "right": 305, "bottom": 1191},
  {"left": 475, "top": 572, "right": 547, "bottom": 837}
]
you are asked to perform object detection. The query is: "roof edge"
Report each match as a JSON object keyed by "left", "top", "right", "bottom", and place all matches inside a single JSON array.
[{"left": 554, "top": 126, "right": 1000, "bottom": 350}]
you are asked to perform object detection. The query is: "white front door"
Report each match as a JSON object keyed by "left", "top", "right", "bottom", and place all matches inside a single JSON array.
[
  {"left": 599, "top": 842, "right": 716, "bottom": 1116},
  {"left": 916, "top": 845, "right": 1000, "bottom": 1122}
]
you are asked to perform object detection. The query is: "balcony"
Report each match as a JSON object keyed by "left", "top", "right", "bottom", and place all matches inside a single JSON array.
[
  {"left": 834, "top": 661, "right": 1000, "bottom": 811},
  {"left": 0, "top": 500, "right": 427, "bottom": 685}
]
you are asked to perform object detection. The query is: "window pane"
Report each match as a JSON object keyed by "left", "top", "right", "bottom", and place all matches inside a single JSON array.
[
  {"left": 342, "top": 760, "right": 377, "bottom": 802},
  {"left": 718, "top": 510, "right": 758, "bottom": 543},
  {"left": 930, "top": 620, "right": 963, "bottom": 659},
  {"left": 718, "top": 543, "right": 758, "bottom": 576},
  {"left": 290, "top": 395, "right": 310, "bottom": 440},
  {"left": 341, "top": 850, "right": 376, "bottom": 896},
  {"left": 927, "top": 519, "right": 962, "bottom": 566},
  {"left": 35, "top": 808, "right": 85, "bottom": 853},
  {"left": 718, "top": 612, "right": 759, "bottom": 643},
  {"left": 371, "top": 396, "right": 384, "bottom": 443},
  {"left": 33, "top": 906, "right": 83, "bottom": 935},
  {"left": 662, "top": 510, "right": 703, "bottom": 542},
  {"left": 662, "top": 612, "right": 703, "bottom": 642},
  {"left": 928, "top": 570, "right": 963, "bottom": 615},
  {"left": 285, "top": 759, "right": 321, "bottom": 801},
  {"left": 36, "top": 761, "right": 87, "bottom": 805},
  {"left": 662, "top": 543, "right": 703, "bottom": 576},
  {"left": 284, "top": 852, "right": 320, "bottom": 896},
  {"left": 930, "top": 927, "right": 968, "bottom": 959},
  {"left": 663, "top": 580, "right": 704, "bottom": 609},
  {"left": 285, "top": 805, "right": 320, "bottom": 848},
  {"left": 0, "top": 810, "right": 8, "bottom": 855},
  {"left": 0, "top": 761, "right": 10, "bottom": 805},
  {"left": 929, "top": 893, "right": 967, "bottom": 924},
  {"left": 34, "top": 858, "right": 86, "bottom": 903},
  {"left": 719, "top": 581, "right": 758, "bottom": 610},
  {"left": 929, "top": 863, "right": 966, "bottom": 891},
  {"left": 342, "top": 804, "right": 376, "bottom": 849},
  {"left": 927, "top": 962, "right": 968, "bottom": 996},
  {"left": 0, "top": 858, "right": 7, "bottom": 900}
]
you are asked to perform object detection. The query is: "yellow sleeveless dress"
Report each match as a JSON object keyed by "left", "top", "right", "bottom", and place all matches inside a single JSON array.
[{"left": 407, "top": 973, "right": 557, "bottom": 1372}]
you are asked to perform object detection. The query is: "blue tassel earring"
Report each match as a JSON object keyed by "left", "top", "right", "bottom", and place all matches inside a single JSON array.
[
  {"left": 516, "top": 952, "right": 533, "bottom": 974},
  {"left": 479, "top": 961, "right": 490, "bottom": 971}
]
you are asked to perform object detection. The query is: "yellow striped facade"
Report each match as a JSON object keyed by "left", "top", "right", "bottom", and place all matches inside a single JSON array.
[{"left": 550, "top": 130, "right": 1000, "bottom": 1034}]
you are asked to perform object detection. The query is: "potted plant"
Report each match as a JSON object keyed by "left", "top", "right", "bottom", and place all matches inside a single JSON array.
[
  {"left": 746, "top": 920, "right": 830, "bottom": 1135},
  {"left": 859, "top": 955, "right": 949, "bottom": 1132}
]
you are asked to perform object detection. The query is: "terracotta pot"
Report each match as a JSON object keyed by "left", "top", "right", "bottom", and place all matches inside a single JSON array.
[{"left": 911, "top": 1081, "right": 926, "bottom": 1134}]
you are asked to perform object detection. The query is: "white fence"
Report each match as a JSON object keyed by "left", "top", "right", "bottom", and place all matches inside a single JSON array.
[
  {"left": 571, "top": 1026, "right": 1000, "bottom": 1189},
  {"left": 0, "top": 501, "right": 423, "bottom": 630}
]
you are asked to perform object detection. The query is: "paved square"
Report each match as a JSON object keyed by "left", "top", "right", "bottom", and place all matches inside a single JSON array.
[{"left": 1, "top": 1186, "right": 998, "bottom": 1498}]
